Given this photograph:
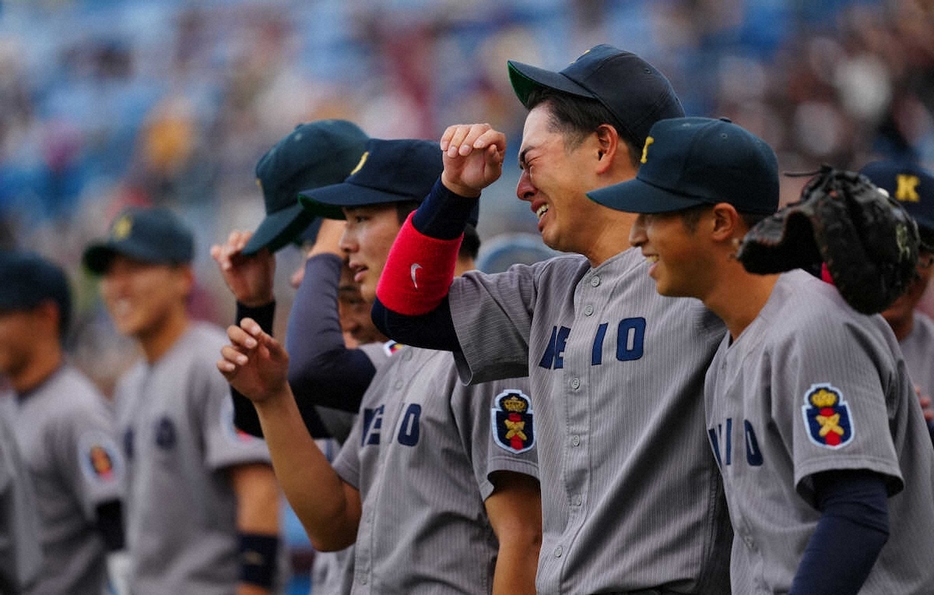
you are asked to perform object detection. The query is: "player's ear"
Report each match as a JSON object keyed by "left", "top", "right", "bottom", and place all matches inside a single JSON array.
[
  {"left": 593, "top": 124, "right": 620, "bottom": 175},
  {"left": 174, "top": 263, "right": 196, "bottom": 301},
  {"left": 710, "top": 203, "right": 741, "bottom": 242},
  {"left": 33, "top": 300, "right": 61, "bottom": 335}
]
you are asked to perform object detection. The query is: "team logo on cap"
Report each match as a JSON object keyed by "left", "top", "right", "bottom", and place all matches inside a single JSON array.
[
  {"left": 801, "top": 384, "right": 854, "bottom": 449},
  {"left": 895, "top": 174, "right": 921, "bottom": 203},
  {"left": 111, "top": 214, "right": 133, "bottom": 240},
  {"left": 349, "top": 151, "right": 369, "bottom": 176},
  {"left": 640, "top": 136, "right": 654, "bottom": 164},
  {"left": 79, "top": 432, "right": 122, "bottom": 484},
  {"left": 492, "top": 390, "right": 535, "bottom": 454}
]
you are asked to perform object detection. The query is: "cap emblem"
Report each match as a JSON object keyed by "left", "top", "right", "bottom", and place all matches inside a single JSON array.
[
  {"left": 895, "top": 174, "right": 920, "bottom": 202},
  {"left": 349, "top": 151, "right": 369, "bottom": 176},
  {"left": 640, "top": 136, "right": 654, "bottom": 164},
  {"left": 112, "top": 215, "right": 133, "bottom": 240}
]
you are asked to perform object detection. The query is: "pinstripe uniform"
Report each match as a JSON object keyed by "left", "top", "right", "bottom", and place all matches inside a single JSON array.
[
  {"left": 311, "top": 341, "right": 392, "bottom": 595},
  {"left": 332, "top": 346, "right": 538, "bottom": 594},
  {"left": 705, "top": 270, "right": 934, "bottom": 594},
  {"left": 0, "top": 397, "right": 42, "bottom": 594},
  {"left": 899, "top": 311, "right": 934, "bottom": 398},
  {"left": 115, "top": 323, "right": 283, "bottom": 595},
  {"left": 10, "top": 365, "right": 123, "bottom": 595},
  {"left": 446, "top": 249, "right": 731, "bottom": 595}
]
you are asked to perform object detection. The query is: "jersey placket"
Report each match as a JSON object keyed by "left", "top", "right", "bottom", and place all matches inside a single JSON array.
[
  {"left": 551, "top": 268, "right": 607, "bottom": 591},
  {"left": 353, "top": 347, "right": 420, "bottom": 593}
]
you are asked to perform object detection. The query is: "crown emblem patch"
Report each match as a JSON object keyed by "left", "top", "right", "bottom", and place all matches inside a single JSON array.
[
  {"left": 801, "top": 384, "right": 854, "bottom": 449},
  {"left": 492, "top": 390, "right": 535, "bottom": 454}
]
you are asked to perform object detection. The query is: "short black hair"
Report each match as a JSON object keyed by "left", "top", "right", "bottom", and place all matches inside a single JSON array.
[
  {"left": 395, "top": 200, "right": 421, "bottom": 224},
  {"left": 526, "top": 88, "right": 641, "bottom": 169},
  {"left": 679, "top": 204, "right": 770, "bottom": 234}
]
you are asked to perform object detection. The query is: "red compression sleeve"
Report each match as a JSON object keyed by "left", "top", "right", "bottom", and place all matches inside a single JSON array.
[{"left": 377, "top": 212, "right": 462, "bottom": 315}]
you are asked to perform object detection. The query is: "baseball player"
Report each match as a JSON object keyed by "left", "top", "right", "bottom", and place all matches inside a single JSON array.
[
  {"left": 373, "top": 45, "right": 731, "bottom": 594},
  {"left": 212, "top": 119, "right": 378, "bottom": 445},
  {"left": 0, "top": 251, "right": 127, "bottom": 595},
  {"left": 83, "top": 206, "right": 286, "bottom": 595},
  {"left": 858, "top": 160, "right": 934, "bottom": 439},
  {"left": 219, "top": 138, "right": 542, "bottom": 594},
  {"left": 0, "top": 390, "right": 42, "bottom": 594},
  {"left": 588, "top": 116, "right": 934, "bottom": 594},
  {"left": 211, "top": 120, "right": 384, "bottom": 595}
]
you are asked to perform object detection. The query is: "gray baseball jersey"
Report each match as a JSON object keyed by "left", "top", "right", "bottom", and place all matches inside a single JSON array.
[
  {"left": 899, "top": 311, "right": 934, "bottom": 397},
  {"left": 9, "top": 364, "right": 124, "bottom": 595},
  {"left": 312, "top": 340, "right": 392, "bottom": 595},
  {"left": 313, "top": 341, "right": 390, "bottom": 446},
  {"left": 332, "top": 345, "right": 539, "bottom": 594},
  {"left": 115, "top": 322, "right": 283, "bottom": 595},
  {"left": 705, "top": 270, "right": 934, "bottom": 594},
  {"left": 0, "top": 397, "right": 42, "bottom": 594},
  {"left": 446, "top": 249, "right": 731, "bottom": 595}
]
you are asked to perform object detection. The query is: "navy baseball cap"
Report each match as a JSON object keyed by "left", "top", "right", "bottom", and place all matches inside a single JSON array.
[
  {"left": 244, "top": 120, "right": 369, "bottom": 255},
  {"left": 587, "top": 117, "right": 779, "bottom": 215},
  {"left": 0, "top": 251, "right": 71, "bottom": 332},
  {"left": 858, "top": 160, "right": 934, "bottom": 248},
  {"left": 508, "top": 44, "right": 685, "bottom": 147},
  {"left": 299, "top": 137, "right": 461, "bottom": 217},
  {"left": 83, "top": 206, "right": 195, "bottom": 275}
]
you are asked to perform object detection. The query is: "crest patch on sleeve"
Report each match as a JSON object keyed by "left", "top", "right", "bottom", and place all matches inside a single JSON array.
[
  {"left": 78, "top": 432, "right": 122, "bottom": 484},
  {"left": 801, "top": 383, "right": 854, "bottom": 449},
  {"left": 492, "top": 390, "right": 535, "bottom": 454}
]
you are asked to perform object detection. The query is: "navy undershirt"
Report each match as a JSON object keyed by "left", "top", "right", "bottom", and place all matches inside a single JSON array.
[
  {"left": 790, "top": 470, "right": 889, "bottom": 594},
  {"left": 373, "top": 180, "right": 469, "bottom": 350}
]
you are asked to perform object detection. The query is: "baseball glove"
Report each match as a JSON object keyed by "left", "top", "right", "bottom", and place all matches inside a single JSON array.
[{"left": 736, "top": 165, "right": 920, "bottom": 314}]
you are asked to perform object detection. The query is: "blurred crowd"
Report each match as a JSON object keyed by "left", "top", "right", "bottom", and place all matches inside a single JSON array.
[{"left": 0, "top": 0, "right": 931, "bottom": 392}]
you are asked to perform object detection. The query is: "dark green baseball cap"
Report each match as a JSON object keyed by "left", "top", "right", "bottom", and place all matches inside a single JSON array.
[
  {"left": 82, "top": 206, "right": 194, "bottom": 274},
  {"left": 244, "top": 120, "right": 369, "bottom": 255},
  {"left": 0, "top": 251, "right": 72, "bottom": 333}
]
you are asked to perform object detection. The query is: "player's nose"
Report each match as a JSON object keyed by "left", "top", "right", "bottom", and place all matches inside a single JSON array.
[
  {"left": 516, "top": 170, "right": 535, "bottom": 202},
  {"left": 629, "top": 215, "right": 648, "bottom": 248}
]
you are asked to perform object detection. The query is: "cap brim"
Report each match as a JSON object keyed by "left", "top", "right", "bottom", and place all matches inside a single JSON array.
[
  {"left": 82, "top": 241, "right": 181, "bottom": 275},
  {"left": 508, "top": 60, "right": 597, "bottom": 108},
  {"left": 242, "top": 203, "right": 315, "bottom": 256},
  {"left": 587, "top": 178, "right": 708, "bottom": 214},
  {"left": 299, "top": 182, "right": 417, "bottom": 220}
]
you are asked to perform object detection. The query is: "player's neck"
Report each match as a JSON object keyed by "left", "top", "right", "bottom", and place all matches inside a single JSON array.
[
  {"left": 12, "top": 340, "right": 63, "bottom": 393},
  {"left": 705, "top": 268, "right": 780, "bottom": 342},
  {"left": 586, "top": 211, "right": 638, "bottom": 267},
  {"left": 137, "top": 308, "right": 190, "bottom": 364}
]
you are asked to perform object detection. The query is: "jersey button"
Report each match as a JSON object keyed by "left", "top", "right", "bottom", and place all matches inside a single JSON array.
[
  {"left": 590, "top": 275, "right": 601, "bottom": 287},
  {"left": 583, "top": 304, "right": 594, "bottom": 316},
  {"left": 572, "top": 494, "right": 582, "bottom": 506},
  {"left": 394, "top": 380, "right": 404, "bottom": 390},
  {"left": 402, "top": 349, "right": 413, "bottom": 361},
  {"left": 553, "top": 545, "right": 564, "bottom": 558},
  {"left": 570, "top": 377, "right": 581, "bottom": 390},
  {"left": 570, "top": 435, "right": 581, "bottom": 447}
]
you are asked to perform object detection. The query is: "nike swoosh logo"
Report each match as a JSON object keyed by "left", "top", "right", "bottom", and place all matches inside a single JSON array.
[{"left": 410, "top": 263, "right": 422, "bottom": 289}]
